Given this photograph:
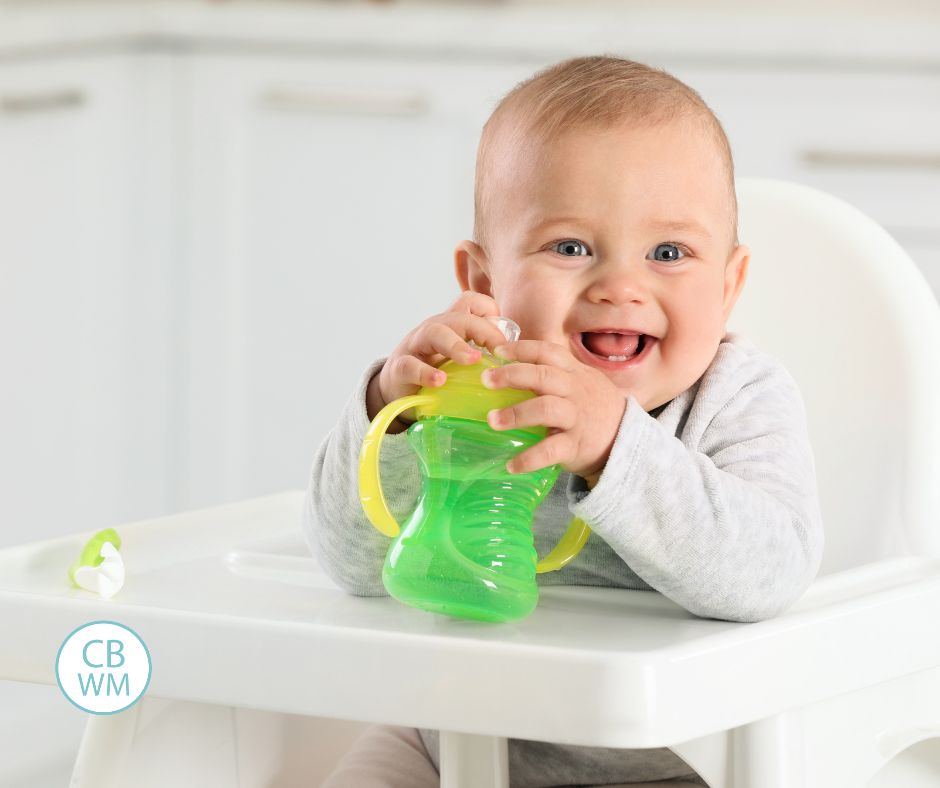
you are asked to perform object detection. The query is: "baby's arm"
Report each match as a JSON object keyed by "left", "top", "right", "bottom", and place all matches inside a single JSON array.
[
  {"left": 302, "top": 357, "right": 420, "bottom": 596},
  {"left": 566, "top": 347, "right": 824, "bottom": 623}
]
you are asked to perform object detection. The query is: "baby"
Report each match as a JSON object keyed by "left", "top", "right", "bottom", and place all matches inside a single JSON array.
[{"left": 304, "top": 55, "right": 823, "bottom": 788}]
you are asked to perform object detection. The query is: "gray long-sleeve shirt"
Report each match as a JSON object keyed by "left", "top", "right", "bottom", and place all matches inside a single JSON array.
[{"left": 301, "top": 331, "right": 824, "bottom": 787}]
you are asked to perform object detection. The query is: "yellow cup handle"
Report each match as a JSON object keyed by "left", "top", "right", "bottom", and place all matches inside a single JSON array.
[
  {"left": 359, "top": 394, "right": 435, "bottom": 538},
  {"left": 536, "top": 516, "right": 592, "bottom": 573}
]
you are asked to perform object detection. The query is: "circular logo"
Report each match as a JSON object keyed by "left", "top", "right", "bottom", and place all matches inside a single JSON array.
[{"left": 56, "top": 620, "right": 152, "bottom": 714}]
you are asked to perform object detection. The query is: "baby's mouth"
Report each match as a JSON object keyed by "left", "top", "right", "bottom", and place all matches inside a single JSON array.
[
  {"left": 572, "top": 330, "right": 657, "bottom": 371},
  {"left": 580, "top": 331, "right": 645, "bottom": 361}
]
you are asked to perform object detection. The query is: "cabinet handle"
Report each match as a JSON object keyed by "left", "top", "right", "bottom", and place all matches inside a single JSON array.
[
  {"left": 258, "top": 86, "right": 430, "bottom": 117},
  {"left": 801, "top": 148, "right": 940, "bottom": 170},
  {"left": 0, "top": 88, "right": 86, "bottom": 115}
]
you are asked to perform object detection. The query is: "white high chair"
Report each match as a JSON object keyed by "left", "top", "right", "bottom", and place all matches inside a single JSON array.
[{"left": 1, "top": 177, "right": 940, "bottom": 788}]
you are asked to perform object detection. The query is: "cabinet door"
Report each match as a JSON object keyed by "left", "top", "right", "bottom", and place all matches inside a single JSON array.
[
  {"left": 0, "top": 54, "right": 175, "bottom": 544},
  {"left": 667, "top": 65, "right": 940, "bottom": 298},
  {"left": 184, "top": 54, "right": 537, "bottom": 508}
]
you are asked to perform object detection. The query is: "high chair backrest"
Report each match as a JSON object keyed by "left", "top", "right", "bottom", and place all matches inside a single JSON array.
[{"left": 728, "top": 177, "right": 940, "bottom": 575}]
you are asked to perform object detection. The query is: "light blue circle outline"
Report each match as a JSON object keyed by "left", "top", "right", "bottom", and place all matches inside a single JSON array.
[{"left": 56, "top": 620, "right": 153, "bottom": 716}]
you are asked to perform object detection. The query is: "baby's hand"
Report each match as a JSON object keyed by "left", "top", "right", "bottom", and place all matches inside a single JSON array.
[
  {"left": 369, "top": 291, "right": 509, "bottom": 425},
  {"left": 481, "top": 340, "right": 627, "bottom": 487}
]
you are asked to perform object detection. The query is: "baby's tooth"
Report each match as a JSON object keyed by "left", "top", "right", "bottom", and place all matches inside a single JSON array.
[{"left": 607, "top": 355, "right": 627, "bottom": 361}]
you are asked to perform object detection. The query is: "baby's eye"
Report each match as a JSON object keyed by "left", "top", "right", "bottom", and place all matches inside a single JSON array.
[
  {"left": 549, "top": 239, "right": 591, "bottom": 257},
  {"left": 650, "top": 243, "right": 687, "bottom": 264}
]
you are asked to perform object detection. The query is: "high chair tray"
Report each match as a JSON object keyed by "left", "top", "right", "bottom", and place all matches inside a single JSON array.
[{"left": 1, "top": 490, "right": 938, "bottom": 749}]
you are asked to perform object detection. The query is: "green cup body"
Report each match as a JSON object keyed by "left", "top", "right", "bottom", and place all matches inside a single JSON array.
[{"left": 382, "top": 415, "right": 560, "bottom": 623}]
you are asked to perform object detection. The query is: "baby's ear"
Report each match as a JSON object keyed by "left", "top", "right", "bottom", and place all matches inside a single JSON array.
[
  {"left": 722, "top": 243, "right": 750, "bottom": 321},
  {"left": 454, "top": 240, "right": 494, "bottom": 296}
]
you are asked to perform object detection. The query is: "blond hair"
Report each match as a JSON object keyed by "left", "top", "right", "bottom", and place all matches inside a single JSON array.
[{"left": 472, "top": 55, "right": 738, "bottom": 256}]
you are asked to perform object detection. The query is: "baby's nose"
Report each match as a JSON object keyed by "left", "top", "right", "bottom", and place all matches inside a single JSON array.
[{"left": 585, "top": 265, "right": 647, "bottom": 304}]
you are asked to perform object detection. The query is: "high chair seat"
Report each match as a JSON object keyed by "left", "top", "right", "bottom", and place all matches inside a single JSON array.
[{"left": 2, "top": 177, "right": 940, "bottom": 787}]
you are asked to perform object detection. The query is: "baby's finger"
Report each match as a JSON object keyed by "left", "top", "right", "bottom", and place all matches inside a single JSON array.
[
  {"left": 506, "top": 432, "right": 574, "bottom": 475},
  {"left": 411, "top": 321, "right": 481, "bottom": 365},
  {"left": 426, "top": 311, "right": 507, "bottom": 354},
  {"left": 495, "top": 339, "right": 578, "bottom": 372},
  {"left": 447, "top": 290, "right": 500, "bottom": 318},
  {"left": 482, "top": 362, "right": 571, "bottom": 398},
  {"left": 459, "top": 313, "right": 513, "bottom": 353},
  {"left": 387, "top": 354, "right": 447, "bottom": 389},
  {"left": 488, "top": 395, "right": 577, "bottom": 433}
]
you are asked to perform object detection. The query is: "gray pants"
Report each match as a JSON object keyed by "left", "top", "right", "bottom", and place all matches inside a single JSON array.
[{"left": 320, "top": 723, "right": 707, "bottom": 788}]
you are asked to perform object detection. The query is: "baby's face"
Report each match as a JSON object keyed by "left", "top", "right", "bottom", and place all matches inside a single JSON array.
[{"left": 457, "top": 118, "right": 749, "bottom": 412}]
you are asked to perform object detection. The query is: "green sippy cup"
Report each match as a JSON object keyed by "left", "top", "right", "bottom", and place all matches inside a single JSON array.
[{"left": 358, "top": 316, "right": 592, "bottom": 623}]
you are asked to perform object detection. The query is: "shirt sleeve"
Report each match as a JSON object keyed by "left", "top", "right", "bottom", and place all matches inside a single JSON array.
[
  {"left": 565, "top": 356, "right": 824, "bottom": 623},
  {"left": 301, "top": 357, "right": 421, "bottom": 596}
]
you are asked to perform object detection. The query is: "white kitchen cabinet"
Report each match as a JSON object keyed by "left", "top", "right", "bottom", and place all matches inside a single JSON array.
[
  {"left": 673, "top": 66, "right": 940, "bottom": 283},
  {"left": 0, "top": 53, "right": 180, "bottom": 545},
  {"left": 181, "top": 54, "right": 541, "bottom": 509}
]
